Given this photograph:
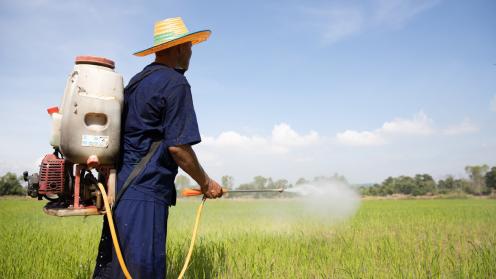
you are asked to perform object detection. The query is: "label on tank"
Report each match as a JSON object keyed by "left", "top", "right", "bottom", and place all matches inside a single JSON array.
[{"left": 81, "top": 135, "right": 109, "bottom": 148}]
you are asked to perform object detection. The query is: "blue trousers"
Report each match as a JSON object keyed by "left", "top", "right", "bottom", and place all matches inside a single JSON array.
[{"left": 93, "top": 199, "right": 169, "bottom": 279}]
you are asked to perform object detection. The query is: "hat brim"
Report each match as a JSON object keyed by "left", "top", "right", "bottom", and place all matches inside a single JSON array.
[{"left": 133, "top": 30, "right": 211, "bottom": 57}]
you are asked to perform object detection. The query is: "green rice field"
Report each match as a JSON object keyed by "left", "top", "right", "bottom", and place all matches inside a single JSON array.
[{"left": 0, "top": 197, "right": 495, "bottom": 278}]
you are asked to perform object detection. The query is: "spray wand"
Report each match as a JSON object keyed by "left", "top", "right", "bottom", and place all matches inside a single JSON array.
[{"left": 181, "top": 187, "right": 285, "bottom": 196}]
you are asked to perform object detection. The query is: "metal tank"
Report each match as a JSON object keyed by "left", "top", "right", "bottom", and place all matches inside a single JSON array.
[{"left": 58, "top": 56, "right": 124, "bottom": 166}]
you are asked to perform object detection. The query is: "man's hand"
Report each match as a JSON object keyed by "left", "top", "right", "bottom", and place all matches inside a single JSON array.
[{"left": 201, "top": 179, "right": 223, "bottom": 199}]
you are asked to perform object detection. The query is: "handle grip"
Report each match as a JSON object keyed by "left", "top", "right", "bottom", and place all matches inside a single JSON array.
[{"left": 181, "top": 188, "right": 203, "bottom": 197}]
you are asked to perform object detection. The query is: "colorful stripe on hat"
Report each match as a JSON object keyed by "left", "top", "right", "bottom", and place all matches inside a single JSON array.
[{"left": 153, "top": 17, "right": 190, "bottom": 46}]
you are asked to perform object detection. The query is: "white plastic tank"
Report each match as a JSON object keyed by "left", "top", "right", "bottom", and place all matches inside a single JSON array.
[{"left": 58, "top": 56, "right": 124, "bottom": 165}]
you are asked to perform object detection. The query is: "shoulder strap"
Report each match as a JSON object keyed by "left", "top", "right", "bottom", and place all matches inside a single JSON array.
[
  {"left": 125, "top": 67, "right": 161, "bottom": 91},
  {"left": 113, "top": 141, "right": 162, "bottom": 210}
]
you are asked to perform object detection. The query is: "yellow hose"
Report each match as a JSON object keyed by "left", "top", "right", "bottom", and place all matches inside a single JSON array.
[
  {"left": 178, "top": 198, "right": 206, "bottom": 279},
  {"left": 97, "top": 182, "right": 133, "bottom": 279},
  {"left": 97, "top": 182, "right": 206, "bottom": 279}
]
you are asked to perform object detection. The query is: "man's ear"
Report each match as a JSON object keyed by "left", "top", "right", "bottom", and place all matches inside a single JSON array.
[
  {"left": 175, "top": 44, "right": 182, "bottom": 55},
  {"left": 178, "top": 44, "right": 187, "bottom": 56}
]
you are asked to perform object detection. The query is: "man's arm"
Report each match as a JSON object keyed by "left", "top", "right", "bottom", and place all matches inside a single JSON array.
[{"left": 168, "top": 144, "right": 223, "bottom": 198}]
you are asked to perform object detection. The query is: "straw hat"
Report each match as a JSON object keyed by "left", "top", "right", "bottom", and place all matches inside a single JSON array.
[{"left": 134, "top": 17, "right": 211, "bottom": 57}]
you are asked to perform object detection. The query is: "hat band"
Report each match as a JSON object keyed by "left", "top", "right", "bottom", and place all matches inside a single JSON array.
[{"left": 153, "top": 32, "right": 188, "bottom": 46}]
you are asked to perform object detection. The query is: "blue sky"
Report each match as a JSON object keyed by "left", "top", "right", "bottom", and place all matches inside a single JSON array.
[{"left": 1, "top": 0, "right": 495, "bottom": 184}]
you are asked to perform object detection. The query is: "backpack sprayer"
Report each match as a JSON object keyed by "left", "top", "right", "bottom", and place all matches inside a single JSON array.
[
  {"left": 22, "top": 56, "right": 285, "bottom": 278},
  {"left": 23, "top": 56, "right": 122, "bottom": 216}
]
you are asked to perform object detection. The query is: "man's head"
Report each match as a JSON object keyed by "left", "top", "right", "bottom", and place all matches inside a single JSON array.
[{"left": 155, "top": 42, "right": 193, "bottom": 71}]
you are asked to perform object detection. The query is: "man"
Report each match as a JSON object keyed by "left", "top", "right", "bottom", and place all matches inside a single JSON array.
[{"left": 93, "top": 17, "right": 222, "bottom": 279}]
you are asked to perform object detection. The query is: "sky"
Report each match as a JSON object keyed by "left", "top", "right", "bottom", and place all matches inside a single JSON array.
[{"left": 0, "top": 0, "right": 495, "bottom": 185}]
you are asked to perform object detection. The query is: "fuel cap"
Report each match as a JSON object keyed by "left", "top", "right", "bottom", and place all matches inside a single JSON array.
[{"left": 75, "top": 56, "right": 115, "bottom": 69}]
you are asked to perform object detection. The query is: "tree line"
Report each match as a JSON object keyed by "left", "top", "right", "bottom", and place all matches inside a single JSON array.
[
  {"left": 1, "top": 164, "right": 495, "bottom": 197},
  {"left": 176, "top": 164, "right": 496, "bottom": 198},
  {"left": 359, "top": 165, "right": 496, "bottom": 196}
]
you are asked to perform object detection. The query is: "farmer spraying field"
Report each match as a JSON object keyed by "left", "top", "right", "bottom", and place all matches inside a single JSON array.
[
  {"left": 7, "top": 2, "right": 496, "bottom": 278},
  {"left": 21, "top": 17, "right": 286, "bottom": 279},
  {"left": 92, "top": 17, "right": 224, "bottom": 278}
]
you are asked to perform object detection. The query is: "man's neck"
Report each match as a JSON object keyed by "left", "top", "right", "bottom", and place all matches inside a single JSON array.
[{"left": 154, "top": 56, "right": 176, "bottom": 68}]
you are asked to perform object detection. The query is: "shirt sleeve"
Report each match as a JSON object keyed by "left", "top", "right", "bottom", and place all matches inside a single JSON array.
[{"left": 162, "top": 83, "right": 201, "bottom": 147}]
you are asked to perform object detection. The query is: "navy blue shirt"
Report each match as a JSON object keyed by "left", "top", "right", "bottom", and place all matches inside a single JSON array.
[{"left": 116, "top": 63, "right": 201, "bottom": 206}]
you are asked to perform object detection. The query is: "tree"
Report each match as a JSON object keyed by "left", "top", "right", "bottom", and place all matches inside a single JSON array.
[
  {"left": 221, "top": 175, "right": 234, "bottom": 190},
  {"left": 312, "top": 173, "right": 348, "bottom": 184},
  {"left": 396, "top": 176, "right": 416, "bottom": 195},
  {"left": 413, "top": 174, "right": 436, "bottom": 196},
  {"left": 438, "top": 176, "right": 457, "bottom": 194},
  {"left": 252, "top": 176, "right": 268, "bottom": 190},
  {"left": 380, "top": 177, "right": 396, "bottom": 196},
  {"left": 368, "top": 184, "right": 380, "bottom": 195},
  {"left": 465, "top": 165, "right": 489, "bottom": 195},
  {"left": 237, "top": 183, "right": 253, "bottom": 190},
  {"left": 237, "top": 176, "right": 285, "bottom": 198},
  {"left": 273, "top": 179, "right": 289, "bottom": 189},
  {"left": 295, "top": 177, "right": 308, "bottom": 185},
  {"left": 331, "top": 173, "right": 348, "bottom": 184},
  {"left": 438, "top": 176, "right": 454, "bottom": 190},
  {"left": 175, "top": 175, "right": 190, "bottom": 190},
  {"left": 0, "top": 172, "right": 26, "bottom": 196},
  {"left": 485, "top": 167, "right": 496, "bottom": 193}
]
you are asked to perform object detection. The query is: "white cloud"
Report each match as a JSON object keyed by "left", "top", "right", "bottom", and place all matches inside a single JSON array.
[
  {"left": 491, "top": 95, "right": 496, "bottom": 112},
  {"left": 271, "top": 123, "right": 319, "bottom": 147},
  {"left": 442, "top": 119, "right": 479, "bottom": 135},
  {"left": 336, "top": 130, "right": 386, "bottom": 146},
  {"left": 202, "top": 123, "right": 320, "bottom": 155},
  {"left": 204, "top": 131, "right": 267, "bottom": 148},
  {"left": 380, "top": 111, "right": 434, "bottom": 135},
  {"left": 336, "top": 111, "right": 434, "bottom": 146}
]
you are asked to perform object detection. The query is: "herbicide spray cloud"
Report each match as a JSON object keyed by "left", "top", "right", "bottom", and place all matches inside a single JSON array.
[{"left": 285, "top": 179, "right": 361, "bottom": 222}]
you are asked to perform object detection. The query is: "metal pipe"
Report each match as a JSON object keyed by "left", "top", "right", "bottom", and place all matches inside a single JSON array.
[
  {"left": 227, "top": 189, "right": 284, "bottom": 193},
  {"left": 181, "top": 188, "right": 284, "bottom": 197}
]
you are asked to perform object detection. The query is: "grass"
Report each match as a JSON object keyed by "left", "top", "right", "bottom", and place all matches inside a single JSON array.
[{"left": 0, "top": 197, "right": 495, "bottom": 278}]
